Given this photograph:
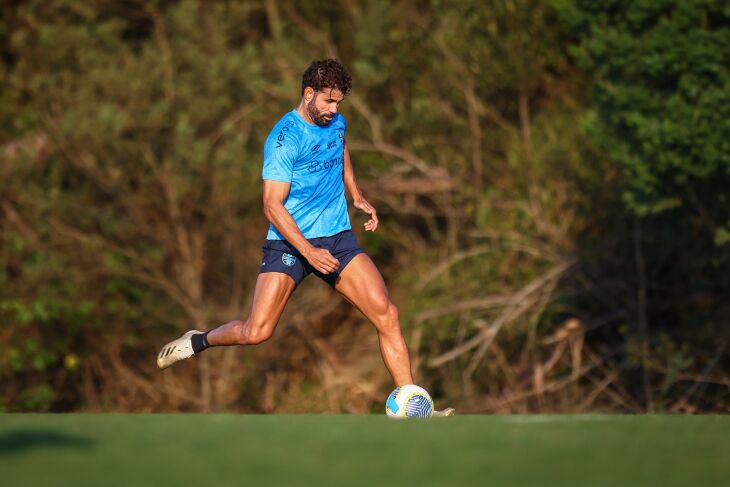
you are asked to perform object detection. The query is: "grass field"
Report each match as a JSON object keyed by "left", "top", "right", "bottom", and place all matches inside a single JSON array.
[{"left": 1, "top": 414, "right": 728, "bottom": 486}]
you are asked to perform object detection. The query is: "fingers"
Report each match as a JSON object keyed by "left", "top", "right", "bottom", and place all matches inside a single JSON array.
[
  {"left": 364, "top": 209, "right": 378, "bottom": 232},
  {"left": 356, "top": 198, "right": 378, "bottom": 232},
  {"left": 317, "top": 260, "right": 339, "bottom": 274},
  {"left": 310, "top": 249, "right": 339, "bottom": 274},
  {"left": 321, "top": 249, "right": 340, "bottom": 269},
  {"left": 316, "top": 263, "right": 339, "bottom": 274},
  {"left": 316, "top": 264, "right": 336, "bottom": 274}
]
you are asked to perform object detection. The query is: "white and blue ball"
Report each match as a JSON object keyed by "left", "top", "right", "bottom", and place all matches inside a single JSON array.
[{"left": 385, "top": 384, "right": 434, "bottom": 419}]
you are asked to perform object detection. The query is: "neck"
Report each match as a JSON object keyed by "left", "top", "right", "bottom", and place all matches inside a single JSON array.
[{"left": 296, "top": 99, "right": 315, "bottom": 125}]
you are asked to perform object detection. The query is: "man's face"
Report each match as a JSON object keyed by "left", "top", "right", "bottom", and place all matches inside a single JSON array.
[{"left": 305, "top": 87, "right": 345, "bottom": 126}]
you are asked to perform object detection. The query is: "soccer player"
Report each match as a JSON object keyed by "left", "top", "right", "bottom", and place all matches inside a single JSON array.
[{"left": 157, "top": 59, "right": 453, "bottom": 416}]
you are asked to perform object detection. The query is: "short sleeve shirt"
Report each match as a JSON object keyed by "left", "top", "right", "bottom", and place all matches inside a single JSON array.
[{"left": 262, "top": 109, "right": 351, "bottom": 240}]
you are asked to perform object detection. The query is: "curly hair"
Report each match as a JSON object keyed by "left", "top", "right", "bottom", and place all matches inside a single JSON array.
[{"left": 301, "top": 59, "right": 352, "bottom": 96}]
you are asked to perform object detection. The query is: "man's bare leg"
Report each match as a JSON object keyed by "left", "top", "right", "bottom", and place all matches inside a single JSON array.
[
  {"left": 207, "top": 272, "right": 296, "bottom": 346},
  {"left": 157, "top": 272, "right": 296, "bottom": 368},
  {"left": 334, "top": 253, "right": 414, "bottom": 386},
  {"left": 335, "top": 254, "right": 454, "bottom": 416}
]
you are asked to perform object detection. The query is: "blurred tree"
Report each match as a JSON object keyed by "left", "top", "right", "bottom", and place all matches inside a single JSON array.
[
  {"left": 555, "top": 0, "right": 730, "bottom": 411},
  {"left": 557, "top": 0, "right": 730, "bottom": 229},
  {"left": 2, "top": 0, "right": 277, "bottom": 411}
]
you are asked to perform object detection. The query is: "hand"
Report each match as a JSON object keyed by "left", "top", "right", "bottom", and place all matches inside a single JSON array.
[
  {"left": 354, "top": 196, "right": 378, "bottom": 232},
  {"left": 303, "top": 247, "right": 340, "bottom": 274}
]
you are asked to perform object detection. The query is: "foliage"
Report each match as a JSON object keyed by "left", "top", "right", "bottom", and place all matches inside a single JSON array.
[{"left": 558, "top": 0, "right": 730, "bottom": 219}]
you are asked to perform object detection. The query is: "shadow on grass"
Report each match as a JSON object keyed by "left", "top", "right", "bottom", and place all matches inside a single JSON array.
[{"left": 0, "top": 429, "right": 94, "bottom": 456}]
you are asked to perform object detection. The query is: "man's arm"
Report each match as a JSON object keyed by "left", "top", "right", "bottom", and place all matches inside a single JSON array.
[
  {"left": 343, "top": 141, "right": 378, "bottom": 232},
  {"left": 262, "top": 180, "right": 340, "bottom": 274}
]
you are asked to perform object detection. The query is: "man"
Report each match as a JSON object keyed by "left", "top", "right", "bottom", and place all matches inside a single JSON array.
[{"left": 156, "top": 59, "right": 453, "bottom": 416}]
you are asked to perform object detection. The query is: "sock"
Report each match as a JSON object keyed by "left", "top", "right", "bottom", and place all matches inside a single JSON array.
[{"left": 191, "top": 332, "right": 210, "bottom": 354}]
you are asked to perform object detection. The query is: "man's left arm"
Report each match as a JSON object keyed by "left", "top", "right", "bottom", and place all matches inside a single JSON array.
[{"left": 343, "top": 141, "right": 378, "bottom": 232}]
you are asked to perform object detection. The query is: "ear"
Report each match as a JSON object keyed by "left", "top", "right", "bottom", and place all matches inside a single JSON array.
[{"left": 303, "top": 87, "right": 315, "bottom": 101}]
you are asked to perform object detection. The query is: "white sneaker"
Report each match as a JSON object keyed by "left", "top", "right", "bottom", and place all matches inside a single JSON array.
[
  {"left": 157, "top": 330, "right": 201, "bottom": 369},
  {"left": 431, "top": 407, "right": 456, "bottom": 417}
]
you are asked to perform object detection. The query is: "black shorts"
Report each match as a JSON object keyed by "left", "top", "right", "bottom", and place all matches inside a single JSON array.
[{"left": 259, "top": 230, "right": 364, "bottom": 287}]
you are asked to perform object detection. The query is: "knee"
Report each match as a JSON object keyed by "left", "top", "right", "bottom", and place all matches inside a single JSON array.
[
  {"left": 242, "top": 318, "right": 275, "bottom": 345},
  {"left": 387, "top": 303, "right": 400, "bottom": 325},
  {"left": 377, "top": 303, "right": 401, "bottom": 335}
]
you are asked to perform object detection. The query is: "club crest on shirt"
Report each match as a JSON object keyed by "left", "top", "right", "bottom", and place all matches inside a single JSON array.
[{"left": 282, "top": 253, "right": 296, "bottom": 266}]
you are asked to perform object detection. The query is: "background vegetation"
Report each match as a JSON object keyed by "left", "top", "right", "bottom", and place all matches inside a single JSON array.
[{"left": 1, "top": 0, "right": 728, "bottom": 413}]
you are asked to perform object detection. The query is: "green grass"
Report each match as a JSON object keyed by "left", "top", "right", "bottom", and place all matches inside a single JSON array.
[{"left": 1, "top": 414, "right": 729, "bottom": 486}]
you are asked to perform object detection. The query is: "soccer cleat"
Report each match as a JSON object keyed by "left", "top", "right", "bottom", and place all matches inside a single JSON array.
[
  {"left": 156, "top": 330, "right": 201, "bottom": 369},
  {"left": 431, "top": 407, "right": 456, "bottom": 418}
]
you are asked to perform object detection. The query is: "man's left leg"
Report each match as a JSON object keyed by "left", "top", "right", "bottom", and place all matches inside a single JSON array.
[
  {"left": 335, "top": 253, "right": 455, "bottom": 416},
  {"left": 334, "top": 253, "right": 413, "bottom": 386}
]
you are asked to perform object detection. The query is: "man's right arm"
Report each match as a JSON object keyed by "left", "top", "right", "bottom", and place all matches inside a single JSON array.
[{"left": 262, "top": 180, "right": 340, "bottom": 275}]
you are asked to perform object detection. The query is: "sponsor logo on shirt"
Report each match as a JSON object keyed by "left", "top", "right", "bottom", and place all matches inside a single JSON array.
[
  {"left": 307, "top": 157, "right": 343, "bottom": 174},
  {"left": 275, "top": 120, "right": 295, "bottom": 148}
]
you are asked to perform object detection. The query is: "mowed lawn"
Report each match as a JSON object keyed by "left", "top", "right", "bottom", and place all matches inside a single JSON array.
[{"left": 1, "top": 414, "right": 728, "bottom": 486}]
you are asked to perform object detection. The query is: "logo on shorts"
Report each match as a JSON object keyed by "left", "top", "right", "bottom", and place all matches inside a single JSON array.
[{"left": 282, "top": 253, "right": 296, "bottom": 266}]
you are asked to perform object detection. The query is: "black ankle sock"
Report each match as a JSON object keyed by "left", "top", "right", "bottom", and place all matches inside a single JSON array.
[{"left": 191, "top": 332, "right": 210, "bottom": 354}]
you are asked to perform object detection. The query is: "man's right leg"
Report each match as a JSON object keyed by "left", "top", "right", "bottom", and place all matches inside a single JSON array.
[
  {"left": 157, "top": 272, "right": 296, "bottom": 369},
  {"left": 208, "top": 272, "right": 296, "bottom": 346}
]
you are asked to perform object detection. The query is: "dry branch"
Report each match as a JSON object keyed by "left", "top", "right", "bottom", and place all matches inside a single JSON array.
[{"left": 429, "top": 259, "right": 575, "bottom": 368}]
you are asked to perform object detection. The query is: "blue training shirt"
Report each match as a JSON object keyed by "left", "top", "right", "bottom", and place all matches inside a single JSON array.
[{"left": 262, "top": 109, "right": 351, "bottom": 240}]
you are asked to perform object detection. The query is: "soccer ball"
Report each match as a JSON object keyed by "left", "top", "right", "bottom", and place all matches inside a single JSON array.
[{"left": 385, "top": 384, "right": 434, "bottom": 419}]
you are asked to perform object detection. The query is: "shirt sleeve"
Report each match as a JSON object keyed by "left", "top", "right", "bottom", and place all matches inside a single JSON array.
[{"left": 262, "top": 122, "right": 298, "bottom": 183}]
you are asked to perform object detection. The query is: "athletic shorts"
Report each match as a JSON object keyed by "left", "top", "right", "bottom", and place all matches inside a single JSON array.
[{"left": 259, "top": 230, "right": 364, "bottom": 287}]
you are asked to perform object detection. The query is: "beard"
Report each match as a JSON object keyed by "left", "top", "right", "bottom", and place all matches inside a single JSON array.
[{"left": 307, "top": 96, "right": 333, "bottom": 126}]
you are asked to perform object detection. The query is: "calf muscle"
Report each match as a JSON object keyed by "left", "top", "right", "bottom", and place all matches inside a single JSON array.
[{"left": 336, "top": 254, "right": 414, "bottom": 385}]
